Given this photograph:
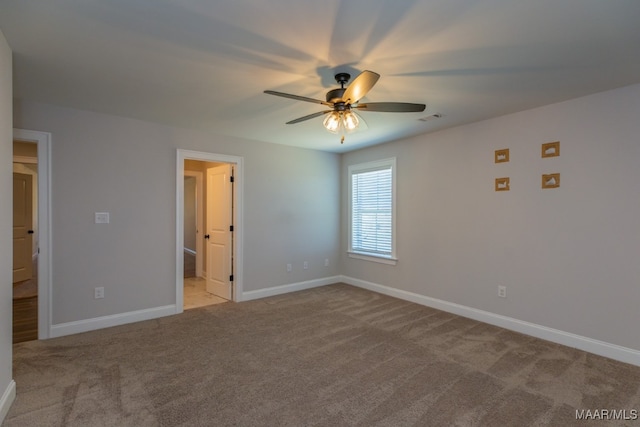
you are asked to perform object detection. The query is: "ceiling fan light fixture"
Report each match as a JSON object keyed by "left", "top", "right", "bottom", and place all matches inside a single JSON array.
[
  {"left": 323, "top": 111, "right": 341, "bottom": 133},
  {"left": 323, "top": 110, "right": 360, "bottom": 134},
  {"left": 342, "top": 110, "right": 359, "bottom": 131}
]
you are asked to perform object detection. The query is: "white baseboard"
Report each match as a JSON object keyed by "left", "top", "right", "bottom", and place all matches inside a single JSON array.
[
  {"left": 0, "top": 380, "right": 16, "bottom": 424},
  {"left": 49, "top": 305, "right": 177, "bottom": 338},
  {"left": 339, "top": 275, "right": 640, "bottom": 367},
  {"left": 241, "top": 276, "right": 341, "bottom": 302}
]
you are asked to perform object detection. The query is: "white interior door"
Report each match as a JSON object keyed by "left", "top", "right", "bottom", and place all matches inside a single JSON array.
[
  {"left": 205, "top": 164, "right": 233, "bottom": 300},
  {"left": 13, "top": 172, "right": 33, "bottom": 283}
]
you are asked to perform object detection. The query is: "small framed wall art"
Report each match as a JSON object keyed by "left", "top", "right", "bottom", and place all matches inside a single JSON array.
[
  {"left": 542, "top": 173, "right": 560, "bottom": 189},
  {"left": 541, "top": 141, "right": 560, "bottom": 158},
  {"left": 495, "top": 177, "right": 510, "bottom": 191},
  {"left": 495, "top": 148, "right": 509, "bottom": 163}
]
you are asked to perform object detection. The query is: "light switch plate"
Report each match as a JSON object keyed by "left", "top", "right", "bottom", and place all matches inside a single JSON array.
[{"left": 95, "top": 212, "right": 110, "bottom": 224}]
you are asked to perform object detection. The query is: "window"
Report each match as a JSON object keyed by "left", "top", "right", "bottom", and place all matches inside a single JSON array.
[{"left": 348, "top": 158, "right": 396, "bottom": 265}]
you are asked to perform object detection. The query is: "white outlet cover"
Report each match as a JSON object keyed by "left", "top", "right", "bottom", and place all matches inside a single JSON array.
[{"left": 95, "top": 212, "right": 110, "bottom": 224}]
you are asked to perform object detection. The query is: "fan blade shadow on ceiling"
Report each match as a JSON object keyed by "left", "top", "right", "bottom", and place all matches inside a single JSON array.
[
  {"left": 392, "top": 66, "right": 553, "bottom": 77},
  {"left": 316, "top": 64, "right": 360, "bottom": 88},
  {"left": 326, "top": 0, "right": 421, "bottom": 63},
  {"left": 386, "top": 45, "right": 574, "bottom": 79},
  {"left": 74, "top": 0, "right": 317, "bottom": 74}
]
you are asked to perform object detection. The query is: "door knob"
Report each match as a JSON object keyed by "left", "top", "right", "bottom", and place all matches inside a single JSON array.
[{"left": 204, "top": 234, "right": 210, "bottom": 239}]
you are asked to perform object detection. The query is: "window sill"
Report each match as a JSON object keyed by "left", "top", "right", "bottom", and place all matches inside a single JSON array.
[{"left": 347, "top": 252, "right": 397, "bottom": 265}]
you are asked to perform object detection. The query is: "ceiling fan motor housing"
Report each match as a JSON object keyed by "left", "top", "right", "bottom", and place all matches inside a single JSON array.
[{"left": 326, "top": 88, "right": 347, "bottom": 104}]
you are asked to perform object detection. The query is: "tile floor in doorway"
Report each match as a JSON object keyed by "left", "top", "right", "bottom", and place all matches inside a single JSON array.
[{"left": 184, "top": 277, "right": 229, "bottom": 310}]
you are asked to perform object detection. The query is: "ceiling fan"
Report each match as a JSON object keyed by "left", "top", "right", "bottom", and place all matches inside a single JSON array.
[{"left": 264, "top": 70, "right": 426, "bottom": 143}]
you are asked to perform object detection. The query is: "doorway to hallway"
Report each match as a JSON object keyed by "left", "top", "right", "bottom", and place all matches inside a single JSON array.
[
  {"left": 176, "top": 150, "right": 244, "bottom": 313},
  {"left": 12, "top": 141, "right": 38, "bottom": 343}
]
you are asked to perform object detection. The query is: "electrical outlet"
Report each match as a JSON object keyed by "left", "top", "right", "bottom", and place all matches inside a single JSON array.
[
  {"left": 94, "top": 212, "right": 110, "bottom": 224},
  {"left": 498, "top": 286, "right": 506, "bottom": 298},
  {"left": 286, "top": 263, "right": 292, "bottom": 272},
  {"left": 324, "top": 258, "right": 329, "bottom": 267},
  {"left": 95, "top": 287, "right": 104, "bottom": 299},
  {"left": 303, "top": 261, "right": 308, "bottom": 270}
]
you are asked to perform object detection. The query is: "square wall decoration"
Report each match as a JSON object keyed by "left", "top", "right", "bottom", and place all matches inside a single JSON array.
[
  {"left": 542, "top": 141, "right": 560, "bottom": 158},
  {"left": 542, "top": 173, "right": 560, "bottom": 189},
  {"left": 495, "top": 177, "right": 510, "bottom": 191},
  {"left": 495, "top": 148, "right": 509, "bottom": 163}
]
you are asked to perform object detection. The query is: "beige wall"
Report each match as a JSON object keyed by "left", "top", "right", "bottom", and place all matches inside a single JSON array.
[
  {"left": 342, "top": 83, "right": 640, "bottom": 353},
  {"left": 0, "top": 28, "right": 14, "bottom": 422},
  {"left": 13, "top": 101, "right": 341, "bottom": 325}
]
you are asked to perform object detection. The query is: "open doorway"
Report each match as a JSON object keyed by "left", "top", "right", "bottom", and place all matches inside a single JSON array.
[
  {"left": 176, "top": 150, "right": 244, "bottom": 313},
  {"left": 183, "top": 160, "right": 232, "bottom": 309},
  {"left": 13, "top": 128, "right": 52, "bottom": 340},
  {"left": 12, "top": 140, "right": 38, "bottom": 343}
]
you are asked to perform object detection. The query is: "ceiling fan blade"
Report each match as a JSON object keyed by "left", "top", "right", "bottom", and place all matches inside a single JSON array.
[
  {"left": 355, "top": 102, "right": 426, "bottom": 113},
  {"left": 342, "top": 70, "right": 380, "bottom": 105},
  {"left": 264, "top": 90, "right": 332, "bottom": 106},
  {"left": 286, "top": 110, "right": 333, "bottom": 125}
]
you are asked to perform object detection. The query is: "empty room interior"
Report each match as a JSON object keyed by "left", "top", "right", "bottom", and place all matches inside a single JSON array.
[{"left": 2, "top": 1, "right": 640, "bottom": 425}]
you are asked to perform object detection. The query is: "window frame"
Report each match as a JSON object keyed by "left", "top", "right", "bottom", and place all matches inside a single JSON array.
[{"left": 347, "top": 157, "right": 397, "bottom": 265}]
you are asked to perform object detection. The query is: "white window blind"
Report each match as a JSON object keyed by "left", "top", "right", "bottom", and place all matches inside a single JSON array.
[{"left": 349, "top": 158, "right": 395, "bottom": 260}]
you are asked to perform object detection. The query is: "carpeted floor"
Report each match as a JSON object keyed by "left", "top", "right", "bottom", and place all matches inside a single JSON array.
[{"left": 4, "top": 283, "right": 640, "bottom": 426}]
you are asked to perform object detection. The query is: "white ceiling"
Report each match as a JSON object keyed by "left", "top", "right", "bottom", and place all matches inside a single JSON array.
[{"left": 2, "top": 0, "right": 640, "bottom": 153}]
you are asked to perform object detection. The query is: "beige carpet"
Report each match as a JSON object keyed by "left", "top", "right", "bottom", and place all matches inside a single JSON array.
[{"left": 4, "top": 283, "right": 640, "bottom": 426}]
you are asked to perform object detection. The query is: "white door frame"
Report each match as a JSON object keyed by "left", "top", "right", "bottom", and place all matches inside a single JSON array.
[
  {"left": 176, "top": 149, "right": 244, "bottom": 312},
  {"left": 13, "top": 128, "right": 52, "bottom": 340},
  {"left": 183, "top": 170, "right": 204, "bottom": 278}
]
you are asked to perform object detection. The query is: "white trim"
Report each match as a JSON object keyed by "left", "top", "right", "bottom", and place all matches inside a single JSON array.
[
  {"left": 183, "top": 169, "right": 204, "bottom": 277},
  {"left": 183, "top": 247, "right": 196, "bottom": 256},
  {"left": 347, "top": 251, "right": 398, "bottom": 265},
  {"left": 13, "top": 129, "right": 52, "bottom": 340},
  {"left": 176, "top": 149, "right": 244, "bottom": 312},
  {"left": 0, "top": 380, "right": 16, "bottom": 424},
  {"left": 12, "top": 155, "right": 37, "bottom": 164},
  {"left": 242, "top": 276, "right": 341, "bottom": 302},
  {"left": 340, "top": 275, "right": 640, "bottom": 367},
  {"left": 50, "top": 305, "right": 176, "bottom": 338}
]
